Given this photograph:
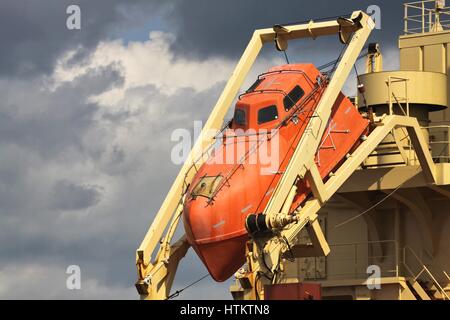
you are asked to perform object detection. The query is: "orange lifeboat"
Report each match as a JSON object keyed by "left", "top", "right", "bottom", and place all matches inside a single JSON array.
[{"left": 183, "top": 63, "right": 369, "bottom": 282}]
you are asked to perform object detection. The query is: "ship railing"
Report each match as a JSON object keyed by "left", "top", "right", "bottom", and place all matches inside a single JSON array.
[
  {"left": 404, "top": 0, "right": 450, "bottom": 34},
  {"left": 303, "top": 240, "right": 450, "bottom": 298},
  {"left": 303, "top": 240, "right": 400, "bottom": 281},
  {"left": 180, "top": 122, "right": 230, "bottom": 196},
  {"left": 368, "top": 121, "right": 450, "bottom": 165},
  {"left": 386, "top": 76, "right": 410, "bottom": 117},
  {"left": 422, "top": 123, "right": 450, "bottom": 163},
  {"left": 402, "top": 245, "right": 450, "bottom": 299}
]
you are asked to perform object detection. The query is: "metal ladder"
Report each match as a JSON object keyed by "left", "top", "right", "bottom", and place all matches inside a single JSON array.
[{"left": 402, "top": 246, "right": 450, "bottom": 300}]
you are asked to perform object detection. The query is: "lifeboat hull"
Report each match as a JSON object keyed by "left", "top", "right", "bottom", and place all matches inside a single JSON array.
[{"left": 183, "top": 64, "right": 369, "bottom": 282}]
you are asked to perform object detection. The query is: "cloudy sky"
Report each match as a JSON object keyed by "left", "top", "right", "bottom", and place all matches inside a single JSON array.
[{"left": 0, "top": 0, "right": 404, "bottom": 299}]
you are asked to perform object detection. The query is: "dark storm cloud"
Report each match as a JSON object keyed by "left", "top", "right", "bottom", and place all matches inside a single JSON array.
[
  {"left": 1, "top": 0, "right": 406, "bottom": 77},
  {"left": 0, "top": 64, "right": 123, "bottom": 158},
  {"left": 51, "top": 180, "right": 103, "bottom": 211},
  {"left": 0, "top": 0, "right": 165, "bottom": 77},
  {"left": 168, "top": 0, "right": 405, "bottom": 59}
]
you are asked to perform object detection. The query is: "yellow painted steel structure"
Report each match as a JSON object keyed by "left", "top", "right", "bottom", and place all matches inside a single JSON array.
[{"left": 136, "top": 1, "right": 450, "bottom": 300}]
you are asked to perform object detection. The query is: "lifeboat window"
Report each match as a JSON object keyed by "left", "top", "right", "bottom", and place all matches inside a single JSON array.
[
  {"left": 233, "top": 109, "right": 246, "bottom": 126},
  {"left": 283, "top": 85, "right": 305, "bottom": 111},
  {"left": 191, "top": 176, "right": 223, "bottom": 199},
  {"left": 258, "top": 105, "right": 278, "bottom": 124}
]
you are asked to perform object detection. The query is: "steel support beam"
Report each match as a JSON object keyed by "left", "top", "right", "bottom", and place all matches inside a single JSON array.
[{"left": 250, "top": 116, "right": 437, "bottom": 284}]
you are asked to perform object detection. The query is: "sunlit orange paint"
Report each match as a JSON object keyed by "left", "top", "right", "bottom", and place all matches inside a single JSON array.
[{"left": 183, "top": 64, "right": 369, "bottom": 282}]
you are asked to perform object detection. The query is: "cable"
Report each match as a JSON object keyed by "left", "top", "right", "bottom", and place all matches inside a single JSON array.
[
  {"left": 334, "top": 182, "right": 405, "bottom": 229},
  {"left": 283, "top": 50, "right": 290, "bottom": 64},
  {"left": 281, "top": 235, "right": 295, "bottom": 262},
  {"left": 328, "top": 44, "right": 347, "bottom": 77},
  {"left": 166, "top": 274, "right": 210, "bottom": 300},
  {"left": 318, "top": 48, "right": 368, "bottom": 71}
]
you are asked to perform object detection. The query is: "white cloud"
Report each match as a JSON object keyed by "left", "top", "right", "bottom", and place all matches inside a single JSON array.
[{"left": 52, "top": 32, "right": 235, "bottom": 103}]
